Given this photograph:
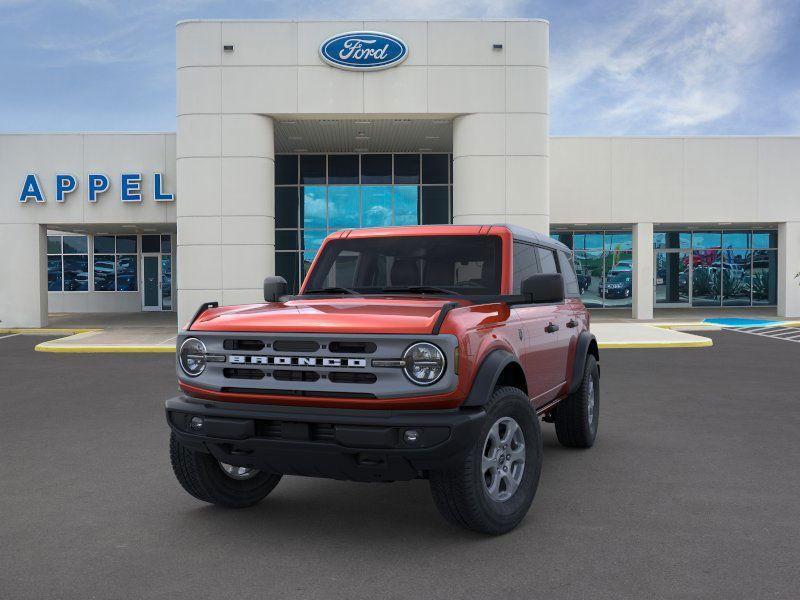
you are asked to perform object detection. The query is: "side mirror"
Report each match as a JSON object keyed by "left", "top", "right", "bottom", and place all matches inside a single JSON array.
[
  {"left": 263, "top": 276, "right": 288, "bottom": 302},
  {"left": 521, "top": 273, "right": 565, "bottom": 304}
]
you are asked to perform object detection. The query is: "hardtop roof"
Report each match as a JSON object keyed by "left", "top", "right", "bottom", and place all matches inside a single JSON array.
[
  {"left": 331, "top": 224, "right": 570, "bottom": 253},
  {"left": 502, "top": 224, "right": 570, "bottom": 253}
]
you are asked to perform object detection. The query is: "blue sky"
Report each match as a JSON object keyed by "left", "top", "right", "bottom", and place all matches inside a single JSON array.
[{"left": 1, "top": 0, "right": 798, "bottom": 135}]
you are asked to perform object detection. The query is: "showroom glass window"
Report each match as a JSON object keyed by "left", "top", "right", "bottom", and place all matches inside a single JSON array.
[
  {"left": 274, "top": 153, "right": 453, "bottom": 293},
  {"left": 47, "top": 235, "right": 89, "bottom": 292},
  {"left": 94, "top": 235, "right": 138, "bottom": 292},
  {"left": 653, "top": 229, "right": 777, "bottom": 307},
  {"left": 550, "top": 231, "right": 632, "bottom": 308}
]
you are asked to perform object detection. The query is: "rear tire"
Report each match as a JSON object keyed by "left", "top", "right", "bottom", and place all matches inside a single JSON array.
[
  {"left": 554, "top": 354, "right": 599, "bottom": 448},
  {"left": 169, "top": 433, "right": 282, "bottom": 508},
  {"left": 429, "top": 386, "right": 542, "bottom": 535}
]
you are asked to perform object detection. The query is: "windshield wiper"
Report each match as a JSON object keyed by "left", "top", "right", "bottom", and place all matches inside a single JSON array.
[
  {"left": 380, "top": 285, "right": 458, "bottom": 295},
  {"left": 303, "top": 287, "right": 359, "bottom": 295}
]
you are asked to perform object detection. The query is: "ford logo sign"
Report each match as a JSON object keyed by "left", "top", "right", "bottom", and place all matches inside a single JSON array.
[{"left": 319, "top": 31, "right": 408, "bottom": 71}]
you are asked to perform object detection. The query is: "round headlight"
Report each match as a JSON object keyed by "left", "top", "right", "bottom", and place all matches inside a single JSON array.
[
  {"left": 179, "top": 337, "right": 207, "bottom": 377},
  {"left": 403, "top": 342, "right": 446, "bottom": 386}
]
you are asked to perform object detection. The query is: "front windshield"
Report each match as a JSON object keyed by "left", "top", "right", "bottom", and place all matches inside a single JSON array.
[{"left": 304, "top": 235, "right": 502, "bottom": 296}]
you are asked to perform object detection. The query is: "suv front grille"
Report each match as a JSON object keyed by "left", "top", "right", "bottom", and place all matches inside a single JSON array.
[
  {"left": 223, "top": 368, "right": 264, "bottom": 380},
  {"left": 328, "top": 341, "right": 377, "bottom": 354},
  {"left": 223, "top": 339, "right": 265, "bottom": 351},
  {"left": 328, "top": 372, "right": 377, "bottom": 384},
  {"left": 273, "top": 370, "right": 320, "bottom": 382},
  {"left": 273, "top": 339, "right": 320, "bottom": 353},
  {"left": 187, "top": 333, "right": 456, "bottom": 400}
]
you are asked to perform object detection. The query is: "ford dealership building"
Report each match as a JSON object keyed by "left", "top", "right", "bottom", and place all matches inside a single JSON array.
[{"left": 1, "top": 19, "right": 799, "bottom": 328}]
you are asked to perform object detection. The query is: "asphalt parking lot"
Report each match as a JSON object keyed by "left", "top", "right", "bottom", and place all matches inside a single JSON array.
[{"left": 1, "top": 332, "right": 799, "bottom": 599}]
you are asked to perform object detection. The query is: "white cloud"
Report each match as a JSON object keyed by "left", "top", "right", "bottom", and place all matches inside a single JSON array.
[
  {"left": 551, "top": 0, "right": 792, "bottom": 133},
  {"left": 35, "top": 0, "right": 528, "bottom": 67},
  {"left": 276, "top": 0, "right": 528, "bottom": 19}
]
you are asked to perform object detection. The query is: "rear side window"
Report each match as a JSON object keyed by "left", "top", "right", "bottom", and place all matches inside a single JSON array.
[
  {"left": 512, "top": 242, "right": 540, "bottom": 294},
  {"left": 536, "top": 247, "right": 559, "bottom": 274},
  {"left": 558, "top": 251, "right": 580, "bottom": 296}
]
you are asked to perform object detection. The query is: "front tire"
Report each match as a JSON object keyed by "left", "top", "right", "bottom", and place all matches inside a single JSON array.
[
  {"left": 169, "top": 433, "right": 282, "bottom": 508},
  {"left": 553, "top": 354, "right": 599, "bottom": 448},
  {"left": 429, "top": 386, "right": 542, "bottom": 535}
]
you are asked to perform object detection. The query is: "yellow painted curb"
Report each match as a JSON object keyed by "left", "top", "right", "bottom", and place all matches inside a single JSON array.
[
  {"left": 35, "top": 343, "right": 175, "bottom": 353},
  {"left": 599, "top": 339, "right": 713, "bottom": 349},
  {"left": 0, "top": 328, "right": 100, "bottom": 335},
  {"left": 651, "top": 323, "right": 721, "bottom": 331}
]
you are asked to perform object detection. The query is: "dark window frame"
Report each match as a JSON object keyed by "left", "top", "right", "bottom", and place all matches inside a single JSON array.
[
  {"left": 274, "top": 153, "right": 453, "bottom": 293},
  {"left": 47, "top": 234, "right": 89, "bottom": 293}
]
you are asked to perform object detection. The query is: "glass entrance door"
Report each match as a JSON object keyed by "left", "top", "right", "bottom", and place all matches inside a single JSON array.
[
  {"left": 142, "top": 255, "right": 161, "bottom": 311},
  {"left": 140, "top": 234, "right": 174, "bottom": 311}
]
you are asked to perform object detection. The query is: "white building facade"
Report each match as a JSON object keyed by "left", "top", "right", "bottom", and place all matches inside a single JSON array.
[{"left": 0, "top": 19, "right": 798, "bottom": 328}]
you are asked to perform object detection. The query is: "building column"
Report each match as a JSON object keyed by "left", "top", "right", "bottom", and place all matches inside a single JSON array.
[
  {"left": 778, "top": 221, "right": 800, "bottom": 318},
  {"left": 632, "top": 222, "right": 654, "bottom": 320},
  {"left": 0, "top": 224, "right": 47, "bottom": 327},
  {"left": 452, "top": 113, "right": 549, "bottom": 234},
  {"left": 177, "top": 114, "right": 275, "bottom": 327}
]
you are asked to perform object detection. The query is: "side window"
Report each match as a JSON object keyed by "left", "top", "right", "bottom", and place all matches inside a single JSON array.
[
  {"left": 558, "top": 251, "right": 580, "bottom": 295},
  {"left": 536, "top": 247, "right": 559, "bottom": 274},
  {"left": 513, "top": 242, "right": 540, "bottom": 293}
]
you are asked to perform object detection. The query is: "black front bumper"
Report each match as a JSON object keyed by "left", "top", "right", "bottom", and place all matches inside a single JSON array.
[{"left": 166, "top": 396, "right": 486, "bottom": 482}]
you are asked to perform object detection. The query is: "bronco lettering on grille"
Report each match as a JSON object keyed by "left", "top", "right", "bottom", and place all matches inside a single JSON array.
[{"left": 228, "top": 355, "right": 367, "bottom": 368}]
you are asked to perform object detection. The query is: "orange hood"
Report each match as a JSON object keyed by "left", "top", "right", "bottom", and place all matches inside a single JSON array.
[{"left": 189, "top": 297, "right": 469, "bottom": 335}]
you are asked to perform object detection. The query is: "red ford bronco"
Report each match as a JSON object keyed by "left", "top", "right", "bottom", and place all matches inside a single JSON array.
[{"left": 166, "top": 225, "right": 599, "bottom": 534}]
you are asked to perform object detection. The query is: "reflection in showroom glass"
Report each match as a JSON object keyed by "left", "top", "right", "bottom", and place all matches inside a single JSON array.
[{"left": 276, "top": 153, "right": 453, "bottom": 293}]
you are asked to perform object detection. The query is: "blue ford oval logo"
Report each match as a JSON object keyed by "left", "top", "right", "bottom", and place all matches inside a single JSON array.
[{"left": 319, "top": 31, "right": 408, "bottom": 71}]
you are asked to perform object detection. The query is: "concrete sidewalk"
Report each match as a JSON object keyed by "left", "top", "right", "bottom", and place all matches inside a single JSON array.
[
  {"left": 590, "top": 306, "right": 781, "bottom": 323},
  {"left": 2, "top": 312, "right": 178, "bottom": 353},
  {"left": 2, "top": 310, "right": 719, "bottom": 352},
  {"left": 33, "top": 328, "right": 177, "bottom": 353},
  {"left": 591, "top": 322, "right": 714, "bottom": 348},
  {"left": 28, "top": 325, "right": 713, "bottom": 352}
]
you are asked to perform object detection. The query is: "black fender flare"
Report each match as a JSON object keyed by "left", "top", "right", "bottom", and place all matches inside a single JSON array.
[
  {"left": 462, "top": 349, "right": 520, "bottom": 407},
  {"left": 568, "top": 331, "right": 599, "bottom": 394}
]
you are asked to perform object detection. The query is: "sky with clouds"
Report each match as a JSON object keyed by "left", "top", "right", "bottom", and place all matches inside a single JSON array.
[{"left": 0, "top": 0, "right": 798, "bottom": 135}]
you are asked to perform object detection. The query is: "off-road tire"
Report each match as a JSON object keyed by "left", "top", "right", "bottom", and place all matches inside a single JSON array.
[
  {"left": 553, "top": 354, "right": 599, "bottom": 448},
  {"left": 429, "top": 386, "right": 542, "bottom": 535},
  {"left": 169, "top": 433, "right": 282, "bottom": 508}
]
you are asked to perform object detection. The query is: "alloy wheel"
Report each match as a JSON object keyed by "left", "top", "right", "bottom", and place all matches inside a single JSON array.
[{"left": 481, "top": 416, "right": 526, "bottom": 502}]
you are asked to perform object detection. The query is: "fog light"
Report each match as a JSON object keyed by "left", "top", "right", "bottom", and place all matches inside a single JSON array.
[
  {"left": 189, "top": 416, "right": 204, "bottom": 431},
  {"left": 403, "top": 429, "right": 420, "bottom": 444}
]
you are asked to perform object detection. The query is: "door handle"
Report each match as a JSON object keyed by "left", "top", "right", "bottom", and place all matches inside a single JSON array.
[
  {"left": 566, "top": 319, "right": 578, "bottom": 328},
  {"left": 545, "top": 322, "right": 559, "bottom": 334}
]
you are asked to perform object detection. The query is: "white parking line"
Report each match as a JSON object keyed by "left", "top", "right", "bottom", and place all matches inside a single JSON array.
[
  {"left": 725, "top": 326, "right": 800, "bottom": 343},
  {"left": 0, "top": 333, "right": 21, "bottom": 341}
]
